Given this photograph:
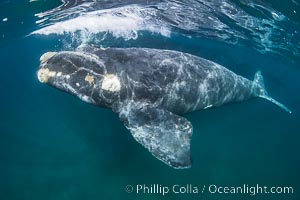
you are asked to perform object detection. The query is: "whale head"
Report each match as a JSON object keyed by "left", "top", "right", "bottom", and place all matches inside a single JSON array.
[{"left": 37, "top": 51, "right": 119, "bottom": 107}]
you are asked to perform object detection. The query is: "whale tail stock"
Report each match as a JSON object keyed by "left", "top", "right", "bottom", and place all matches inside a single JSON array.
[{"left": 253, "top": 71, "right": 292, "bottom": 114}]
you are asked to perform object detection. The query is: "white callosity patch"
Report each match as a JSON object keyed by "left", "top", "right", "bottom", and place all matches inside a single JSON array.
[
  {"left": 101, "top": 74, "right": 121, "bottom": 92},
  {"left": 37, "top": 68, "right": 57, "bottom": 83},
  {"left": 40, "top": 52, "right": 57, "bottom": 63},
  {"left": 85, "top": 74, "right": 95, "bottom": 86}
]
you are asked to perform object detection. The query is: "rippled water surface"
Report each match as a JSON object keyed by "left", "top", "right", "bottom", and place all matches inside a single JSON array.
[{"left": 0, "top": 0, "right": 300, "bottom": 199}]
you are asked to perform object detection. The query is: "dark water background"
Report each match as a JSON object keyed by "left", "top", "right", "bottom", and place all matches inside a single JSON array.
[{"left": 0, "top": 0, "right": 300, "bottom": 200}]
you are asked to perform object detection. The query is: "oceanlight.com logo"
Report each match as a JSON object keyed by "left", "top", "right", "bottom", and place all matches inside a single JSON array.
[{"left": 124, "top": 184, "right": 294, "bottom": 196}]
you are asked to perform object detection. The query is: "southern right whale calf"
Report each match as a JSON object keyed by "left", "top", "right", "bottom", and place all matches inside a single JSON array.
[{"left": 37, "top": 47, "right": 291, "bottom": 169}]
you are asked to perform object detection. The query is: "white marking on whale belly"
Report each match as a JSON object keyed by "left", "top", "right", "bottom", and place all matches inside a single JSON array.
[
  {"left": 79, "top": 94, "right": 95, "bottom": 104},
  {"left": 204, "top": 104, "right": 213, "bottom": 109},
  {"left": 101, "top": 74, "right": 121, "bottom": 92}
]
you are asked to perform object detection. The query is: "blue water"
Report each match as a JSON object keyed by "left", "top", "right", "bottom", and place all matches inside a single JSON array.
[{"left": 0, "top": 0, "right": 300, "bottom": 200}]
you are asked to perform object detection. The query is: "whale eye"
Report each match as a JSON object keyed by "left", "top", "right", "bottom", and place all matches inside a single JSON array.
[{"left": 101, "top": 74, "right": 121, "bottom": 92}]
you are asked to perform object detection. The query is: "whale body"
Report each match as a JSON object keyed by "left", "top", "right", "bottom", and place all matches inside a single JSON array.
[{"left": 37, "top": 47, "right": 291, "bottom": 169}]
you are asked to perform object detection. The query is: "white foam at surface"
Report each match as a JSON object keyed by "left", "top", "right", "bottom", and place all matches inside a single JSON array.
[
  {"left": 32, "top": 5, "right": 171, "bottom": 40},
  {"left": 30, "top": 0, "right": 299, "bottom": 57}
]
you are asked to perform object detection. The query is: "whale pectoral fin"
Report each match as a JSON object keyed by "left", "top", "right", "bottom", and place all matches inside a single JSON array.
[{"left": 118, "top": 102, "right": 193, "bottom": 169}]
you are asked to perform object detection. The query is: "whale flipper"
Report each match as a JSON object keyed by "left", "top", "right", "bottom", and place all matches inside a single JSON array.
[{"left": 118, "top": 101, "right": 193, "bottom": 169}]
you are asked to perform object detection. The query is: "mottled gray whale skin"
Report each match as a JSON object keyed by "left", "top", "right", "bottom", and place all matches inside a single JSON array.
[{"left": 37, "top": 47, "right": 291, "bottom": 169}]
